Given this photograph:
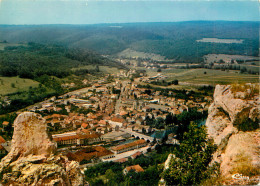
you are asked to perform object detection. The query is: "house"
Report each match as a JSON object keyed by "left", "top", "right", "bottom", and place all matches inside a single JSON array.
[
  {"left": 179, "top": 105, "right": 189, "bottom": 113},
  {"left": 52, "top": 131, "right": 102, "bottom": 146},
  {"left": 123, "top": 164, "right": 144, "bottom": 175},
  {"left": 67, "top": 146, "right": 114, "bottom": 164},
  {"left": 111, "top": 139, "right": 147, "bottom": 154},
  {"left": 2, "top": 121, "right": 9, "bottom": 126},
  {"left": 114, "top": 157, "right": 128, "bottom": 163},
  {"left": 81, "top": 123, "right": 89, "bottom": 129},
  {"left": 0, "top": 144, "right": 7, "bottom": 155},
  {"left": 131, "top": 151, "right": 142, "bottom": 159},
  {"left": 0, "top": 136, "right": 7, "bottom": 155},
  {"left": 108, "top": 117, "right": 125, "bottom": 128},
  {"left": 2, "top": 121, "right": 9, "bottom": 131}
]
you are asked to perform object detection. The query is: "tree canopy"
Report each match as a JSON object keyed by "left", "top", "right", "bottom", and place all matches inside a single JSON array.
[{"left": 162, "top": 122, "right": 218, "bottom": 185}]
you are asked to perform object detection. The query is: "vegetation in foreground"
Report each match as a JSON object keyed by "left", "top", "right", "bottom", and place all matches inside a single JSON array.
[
  {"left": 84, "top": 118, "right": 219, "bottom": 186},
  {"left": 162, "top": 122, "right": 218, "bottom": 185}
]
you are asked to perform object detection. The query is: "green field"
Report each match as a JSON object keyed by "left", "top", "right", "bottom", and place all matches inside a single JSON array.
[
  {"left": 0, "top": 76, "right": 39, "bottom": 95},
  {"left": 72, "top": 65, "right": 122, "bottom": 75},
  {"left": 139, "top": 68, "right": 259, "bottom": 86},
  {"left": 0, "top": 43, "right": 26, "bottom": 50},
  {"left": 117, "top": 48, "right": 166, "bottom": 61}
]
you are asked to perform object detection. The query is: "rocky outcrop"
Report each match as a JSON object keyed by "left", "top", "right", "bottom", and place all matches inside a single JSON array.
[
  {"left": 220, "top": 131, "right": 259, "bottom": 176},
  {"left": 0, "top": 112, "right": 84, "bottom": 186},
  {"left": 206, "top": 84, "right": 259, "bottom": 183},
  {"left": 206, "top": 84, "right": 259, "bottom": 145}
]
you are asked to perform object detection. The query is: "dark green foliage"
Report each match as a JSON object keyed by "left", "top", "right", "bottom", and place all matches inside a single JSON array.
[
  {"left": 85, "top": 144, "right": 172, "bottom": 186},
  {"left": 146, "top": 109, "right": 207, "bottom": 137},
  {"left": 0, "top": 113, "right": 17, "bottom": 140},
  {"left": 0, "top": 43, "right": 125, "bottom": 79},
  {"left": 232, "top": 107, "right": 259, "bottom": 132},
  {"left": 162, "top": 122, "right": 218, "bottom": 185},
  {"left": 234, "top": 118, "right": 259, "bottom": 132},
  {"left": 151, "top": 79, "right": 179, "bottom": 86}
]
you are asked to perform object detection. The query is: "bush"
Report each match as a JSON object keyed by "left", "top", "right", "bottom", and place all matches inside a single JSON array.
[
  {"left": 235, "top": 118, "right": 259, "bottom": 132},
  {"left": 232, "top": 153, "right": 260, "bottom": 177}
]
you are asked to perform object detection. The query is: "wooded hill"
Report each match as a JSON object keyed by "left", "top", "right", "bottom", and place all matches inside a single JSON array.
[
  {"left": 0, "top": 21, "right": 258, "bottom": 62},
  {"left": 0, "top": 42, "right": 125, "bottom": 79}
]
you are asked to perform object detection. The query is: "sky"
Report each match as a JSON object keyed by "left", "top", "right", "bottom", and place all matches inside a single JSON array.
[{"left": 0, "top": 0, "right": 258, "bottom": 25}]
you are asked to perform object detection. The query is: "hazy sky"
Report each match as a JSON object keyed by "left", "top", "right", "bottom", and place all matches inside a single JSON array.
[{"left": 0, "top": 0, "right": 258, "bottom": 25}]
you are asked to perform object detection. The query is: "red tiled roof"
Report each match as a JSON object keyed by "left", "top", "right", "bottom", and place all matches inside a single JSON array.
[
  {"left": 111, "top": 117, "right": 125, "bottom": 123},
  {"left": 0, "top": 136, "right": 6, "bottom": 143},
  {"left": 51, "top": 114, "right": 62, "bottom": 118},
  {"left": 125, "top": 164, "right": 144, "bottom": 173},
  {"left": 131, "top": 151, "right": 142, "bottom": 159},
  {"left": 81, "top": 123, "right": 89, "bottom": 128},
  {"left": 67, "top": 146, "right": 113, "bottom": 162},
  {"left": 98, "top": 120, "right": 107, "bottom": 125},
  {"left": 119, "top": 111, "right": 128, "bottom": 116},
  {"left": 53, "top": 134, "right": 78, "bottom": 142},
  {"left": 111, "top": 139, "right": 146, "bottom": 151},
  {"left": 2, "top": 121, "right": 9, "bottom": 126},
  {"left": 53, "top": 132, "right": 101, "bottom": 142},
  {"left": 114, "top": 158, "right": 128, "bottom": 163}
]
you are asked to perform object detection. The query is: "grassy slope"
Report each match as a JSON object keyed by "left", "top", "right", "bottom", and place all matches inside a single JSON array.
[
  {"left": 0, "top": 76, "right": 39, "bottom": 95},
  {"left": 117, "top": 48, "right": 165, "bottom": 61}
]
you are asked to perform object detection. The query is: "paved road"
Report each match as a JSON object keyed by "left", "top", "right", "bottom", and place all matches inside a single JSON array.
[{"left": 114, "top": 80, "right": 129, "bottom": 114}]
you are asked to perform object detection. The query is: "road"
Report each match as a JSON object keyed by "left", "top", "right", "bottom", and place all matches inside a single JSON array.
[{"left": 114, "top": 80, "right": 129, "bottom": 115}]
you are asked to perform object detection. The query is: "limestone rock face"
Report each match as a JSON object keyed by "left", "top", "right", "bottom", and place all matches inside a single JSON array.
[
  {"left": 220, "top": 131, "right": 259, "bottom": 177},
  {"left": 206, "top": 84, "right": 259, "bottom": 182},
  {"left": 0, "top": 112, "right": 84, "bottom": 186},
  {"left": 9, "top": 112, "right": 56, "bottom": 159},
  {"left": 205, "top": 84, "right": 259, "bottom": 145}
]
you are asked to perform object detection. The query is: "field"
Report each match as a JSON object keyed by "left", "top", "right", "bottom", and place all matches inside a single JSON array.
[
  {"left": 138, "top": 68, "right": 259, "bottom": 86},
  {"left": 72, "top": 65, "right": 123, "bottom": 75},
  {"left": 0, "top": 76, "right": 39, "bottom": 95},
  {"left": 196, "top": 38, "right": 244, "bottom": 44},
  {"left": 117, "top": 48, "right": 166, "bottom": 61},
  {"left": 0, "top": 43, "right": 26, "bottom": 50},
  {"left": 204, "top": 54, "right": 259, "bottom": 64}
]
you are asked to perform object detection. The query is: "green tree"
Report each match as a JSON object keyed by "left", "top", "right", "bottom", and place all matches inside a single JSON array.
[
  {"left": 11, "top": 83, "right": 15, "bottom": 88},
  {"left": 105, "top": 169, "right": 116, "bottom": 181},
  {"left": 162, "top": 122, "right": 218, "bottom": 185}
]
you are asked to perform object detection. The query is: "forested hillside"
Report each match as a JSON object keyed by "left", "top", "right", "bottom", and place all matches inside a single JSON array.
[
  {"left": 0, "top": 43, "right": 125, "bottom": 114},
  {"left": 0, "top": 21, "right": 258, "bottom": 62}
]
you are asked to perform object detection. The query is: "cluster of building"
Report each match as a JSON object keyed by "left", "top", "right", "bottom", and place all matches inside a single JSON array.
[{"left": 1, "top": 77, "right": 212, "bottom": 165}]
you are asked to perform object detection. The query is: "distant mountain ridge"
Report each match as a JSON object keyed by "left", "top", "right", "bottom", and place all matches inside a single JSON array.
[{"left": 0, "top": 21, "right": 258, "bottom": 62}]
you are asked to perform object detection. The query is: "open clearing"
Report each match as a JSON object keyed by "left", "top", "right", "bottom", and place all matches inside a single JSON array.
[
  {"left": 0, "top": 43, "right": 27, "bottom": 50},
  {"left": 196, "top": 38, "right": 244, "bottom": 44},
  {"left": 72, "top": 65, "right": 122, "bottom": 75},
  {"left": 204, "top": 54, "right": 259, "bottom": 64},
  {"left": 165, "top": 69, "right": 259, "bottom": 85},
  {"left": 0, "top": 76, "right": 39, "bottom": 95},
  {"left": 139, "top": 68, "right": 259, "bottom": 86},
  {"left": 117, "top": 48, "right": 166, "bottom": 61}
]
